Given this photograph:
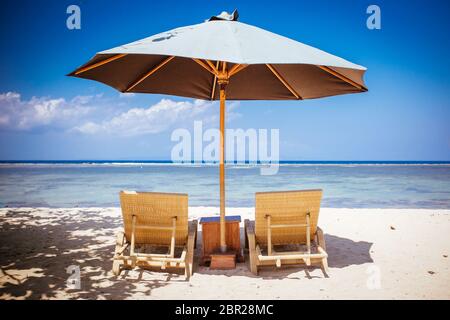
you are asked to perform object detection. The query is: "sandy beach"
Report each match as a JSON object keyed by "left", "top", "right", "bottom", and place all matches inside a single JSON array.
[{"left": 0, "top": 207, "right": 449, "bottom": 300}]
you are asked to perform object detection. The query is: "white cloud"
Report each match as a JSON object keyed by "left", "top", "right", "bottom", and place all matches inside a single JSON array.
[
  {"left": 74, "top": 98, "right": 240, "bottom": 137},
  {"left": 0, "top": 92, "right": 94, "bottom": 131},
  {"left": 0, "top": 91, "right": 240, "bottom": 136}
]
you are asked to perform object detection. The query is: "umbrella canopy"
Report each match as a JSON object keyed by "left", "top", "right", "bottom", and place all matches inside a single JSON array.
[
  {"left": 69, "top": 10, "right": 367, "bottom": 253},
  {"left": 69, "top": 11, "right": 367, "bottom": 100}
]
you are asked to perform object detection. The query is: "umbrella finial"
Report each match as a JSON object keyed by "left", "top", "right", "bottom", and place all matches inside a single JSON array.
[{"left": 207, "top": 9, "right": 239, "bottom": 22}]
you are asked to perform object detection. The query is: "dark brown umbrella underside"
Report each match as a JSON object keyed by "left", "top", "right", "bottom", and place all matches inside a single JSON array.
[{"left": 69, "top": 54, "right": 367, "bottom": 101}]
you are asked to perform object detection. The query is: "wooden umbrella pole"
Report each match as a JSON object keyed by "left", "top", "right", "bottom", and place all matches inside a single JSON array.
[
  {"left": 218, "top": 64, "right": 229, "bottom": 253},
  {"left": 219, "top": 83, "right": 227, "bottom": 253}
]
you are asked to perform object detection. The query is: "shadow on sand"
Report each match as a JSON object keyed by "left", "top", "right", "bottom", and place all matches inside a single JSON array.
[
  {"left": 0, "top": 211, "right": 373, "bottom": 299},
  {"left": 194, "top": 227, "right": 374, "bottom": 280},
  {"left": 0, "top": 209, "right": 182, "bottom": 299}
]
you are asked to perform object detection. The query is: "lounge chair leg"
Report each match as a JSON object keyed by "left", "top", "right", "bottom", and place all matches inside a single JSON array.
[
  {"left": 185, "top": 220, "right": 197, "bottom": 280},
  {"left": 112, "top": 259, "right": 122, "bottom": 275},
  {"left": 245, "top": 220, "right": 258, "bottom": 275},
  {"left": 305, "top": 258, "right": 311, "bottom": 266},
  {"left": 112, "top": 231, "right": 126, "bottom": 275},
  {"left": 244, "top": 220, "right": 249, "bottom": 250},
  {"left": 249, "top": 250, "right": 257, "bottom": 274},
  {"left": 244, "top": 219, "right": 252, "bottom": 251},
  {"left": 184, "top": 263, "right": 191, "bottom": 280},
  {"left": 131, "top": 256, "right": 137, "bottom": 269},
  {"left": 322, "top": 258, "right": 329, "bottom": 275},
  {"left": 316, "top": 227, "right": 329, "bottom": 276},
  {"left": 194, "top": 228, "right": 198, "bottom": 249}
]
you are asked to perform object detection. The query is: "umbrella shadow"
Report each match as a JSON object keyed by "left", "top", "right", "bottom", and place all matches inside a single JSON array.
[{"left": 0, "top": 209, "right": 180, "bottom": 300}]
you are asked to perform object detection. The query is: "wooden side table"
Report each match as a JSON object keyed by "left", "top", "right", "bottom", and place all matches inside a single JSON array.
[{"left": 199, "top": 215, "right": 243, "bottom": 268}]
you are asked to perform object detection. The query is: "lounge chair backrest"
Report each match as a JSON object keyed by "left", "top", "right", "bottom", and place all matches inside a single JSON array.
[
  {"left": 119, "top": 191, "right": 188, "bottom": 246},
  {"left": 255, "top": 189, "right": 323, "bottom": 245}
]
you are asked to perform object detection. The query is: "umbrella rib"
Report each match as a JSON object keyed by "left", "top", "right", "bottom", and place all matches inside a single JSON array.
[
  {"left": 228, "top": 64, "right": 248, "bottom": 77},
  {"left": 210, "top": 61, "right": 220, "bottom": 100},
  {"left": 317, "top": 65, "right": 367, "bottom": 91},
  {"left": 125, "top": 56, "right": 175, "bottom": 92},
  {"left": 74, "top": 54, "right": 127, "bottom": 75},
  {"left": 206, "top": 60, "right": 220, "bottom": 75},
  {"left": 266, "top": 64, "right": 302, "bottom": 100},
  {"left": 192, "top": 59, "right": 218, "bottom": 76}
]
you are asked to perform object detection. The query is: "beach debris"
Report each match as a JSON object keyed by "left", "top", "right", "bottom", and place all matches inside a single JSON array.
[
  {"left": 390, "top": 225, "right": 396, "bottom": 230},
  {"left": 427, "top": 271, "right": 435, "bottom": 275}
]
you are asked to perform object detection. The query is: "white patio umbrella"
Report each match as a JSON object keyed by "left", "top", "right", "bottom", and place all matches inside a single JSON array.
[{"left": 69, "top": 10, "right": 367, "bottom": 253}]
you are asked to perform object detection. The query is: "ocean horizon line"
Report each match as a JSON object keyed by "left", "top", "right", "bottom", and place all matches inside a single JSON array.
[{"left": 0, "top": 160, "right": 449, "bottom": 166}]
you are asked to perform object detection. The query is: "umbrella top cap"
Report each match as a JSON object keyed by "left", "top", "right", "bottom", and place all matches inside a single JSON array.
[{"left": 207, "top": 9, "right": 239, "bottom": 22}]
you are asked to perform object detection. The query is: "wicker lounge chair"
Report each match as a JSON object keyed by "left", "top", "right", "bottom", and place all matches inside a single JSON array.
[
  {"left": 245, "top": 189, "right": 328, "bottom": 275},
  {"left": 113, "top": 191, "right": 197, "bottom": 280}
]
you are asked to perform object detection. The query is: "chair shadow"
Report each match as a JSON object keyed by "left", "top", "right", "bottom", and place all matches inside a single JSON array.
[
  {"left": 325, "top": 234, "right": 374, "bottom": 268},
  {"left": 195, "top": 227, "right": 374, "bottom": 280}
]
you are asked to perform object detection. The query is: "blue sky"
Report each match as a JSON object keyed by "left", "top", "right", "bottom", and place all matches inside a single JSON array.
[{"left": 0, "top": 0, "right": 449, "bottom": 160}]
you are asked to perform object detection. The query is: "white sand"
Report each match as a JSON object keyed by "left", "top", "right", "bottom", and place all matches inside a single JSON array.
[{"left": 0, "top": 207, "right": 449, "bottom": 300}]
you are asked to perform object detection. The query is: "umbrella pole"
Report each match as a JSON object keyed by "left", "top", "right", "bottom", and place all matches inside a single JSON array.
[{"left": 219, "top": 84, "right": 227, "bottom": 253}]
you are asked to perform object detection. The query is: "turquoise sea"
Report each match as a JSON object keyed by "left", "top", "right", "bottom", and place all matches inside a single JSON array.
[{"left": 0, "top": 161, "right": 449, "bottom": 208}]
